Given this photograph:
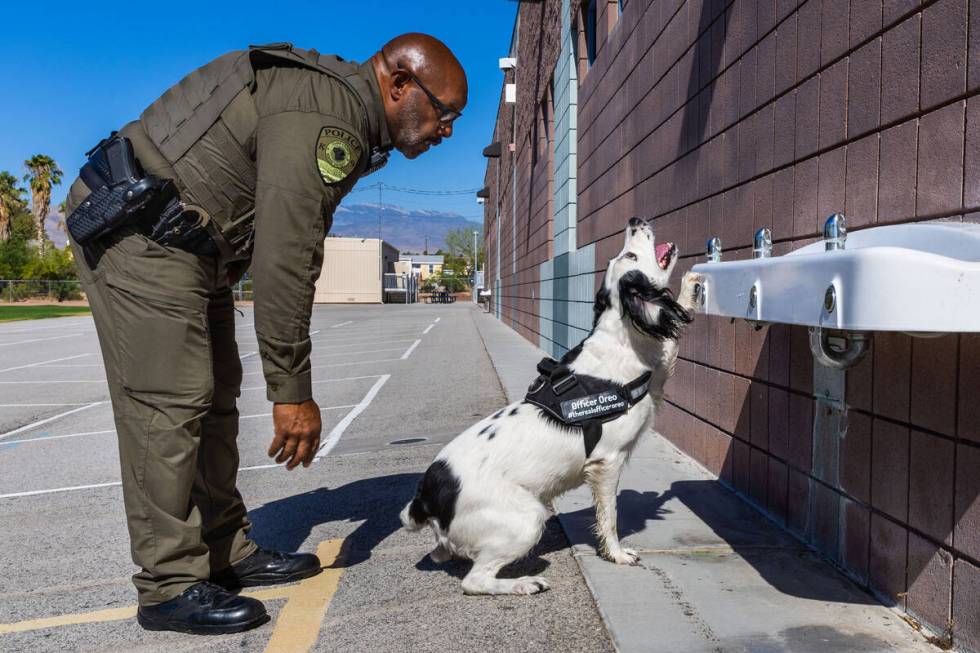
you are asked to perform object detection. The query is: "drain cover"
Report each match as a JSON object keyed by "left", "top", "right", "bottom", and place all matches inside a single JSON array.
[{"left": 389, "top": 437, "right": 428, "bottom": 445}]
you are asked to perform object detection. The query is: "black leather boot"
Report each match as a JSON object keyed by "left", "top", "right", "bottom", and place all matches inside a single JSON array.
[
  {"left": 136, "top": 581, "right": 269, "bottom": 635},
  {"left": 212, "top": 546, "right": 322, "bottom": 589}
]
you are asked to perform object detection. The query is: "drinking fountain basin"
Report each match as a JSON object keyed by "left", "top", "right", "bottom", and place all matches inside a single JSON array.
[{"left": 690, "top": 222, "right": 980, "bottom": 334}]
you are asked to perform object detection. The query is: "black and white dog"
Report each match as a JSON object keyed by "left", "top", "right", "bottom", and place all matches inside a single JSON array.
[{"left": 401, "top": 217, "right": 701, "bottom": 595}]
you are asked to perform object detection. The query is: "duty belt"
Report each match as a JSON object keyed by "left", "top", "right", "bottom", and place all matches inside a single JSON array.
[{"left": 524, "top": 356, "right": 652, "bottom": 457}]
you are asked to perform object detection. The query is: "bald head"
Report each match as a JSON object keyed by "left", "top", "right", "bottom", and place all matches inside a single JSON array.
[{"left": 371, "top": 33, "right": 468, "bottom": 159}]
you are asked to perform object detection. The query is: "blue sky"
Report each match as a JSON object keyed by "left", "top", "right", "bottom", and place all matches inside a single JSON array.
[{"left": 0, "top": 0, "right": 516, "bottom": 222}]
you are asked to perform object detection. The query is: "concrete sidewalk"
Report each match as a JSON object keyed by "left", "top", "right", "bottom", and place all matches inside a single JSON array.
[{"left": 472, "top": 307, "right": 934, "bottom": 653}]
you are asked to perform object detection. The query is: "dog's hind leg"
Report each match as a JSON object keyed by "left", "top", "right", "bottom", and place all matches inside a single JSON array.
[
  {"left": 585, "top": 455, "right": 640, "bottom": 565},
  {"left": 430, "top": 544, "right": 451, "bottom": 563},
  {"left": 456, "top": 498, "right": 550, "bottom": 595}
]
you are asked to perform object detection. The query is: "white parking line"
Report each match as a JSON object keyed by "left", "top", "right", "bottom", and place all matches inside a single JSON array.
[
  {"left": 400, "top": 340, "right": 421, "bottom": 360},
  {"left": 30, "top": 364, "right": 104, "bottom": 368},
  {"left": 0, "top": 320, "right": 92, "bottom": 334},
  {"left": 0, "top": 481, "right": 122, "bottom": 500},
  {"left": 312, "top": 338, "right": 416, "bottom": 349},
  {"left": 0, "top": 402, "right": 362, "bottom": 447},
  {"left": 422, "top": 324, "right": 434, "bottom": 334},
  {"left": 0, "top": 380, "right": 106, "bottom": 384},
  {"left": 314, "top": 375, "right": 390, "bottom": 461},
  {"left": 242, "top": 358, "right": 402, "bottom": 377},
  {"left": 0, "top": 429, "right": 116, "bottom": 446},
  {"left": 0, "top": 334, "right": 82, "bottom": 348},
  {"left": 330, "top": 320, "right": 353, "bottom": 328},
  {"left": 310, "top": 329, "right": 424, "bottom": 343},
  {"left": 435, "top": 317, "right": 441, "bottom": 323},
  {"left": 0, "top": 403, "right": 95, "bottom": 408},
  {"left": 0, "top": 354, "right": 91, "bottom": 374},
  {"left": 239, "top": 404, "right": 357, "bottom": 420},
  {"left": 319, "top": 347, "right": 408, "bottom": 357},
  {"left": 240, "top": 374, "right": 382, "bottom": 392},
  {"left": 0, "top": 402, "right": 107, "bottom": 441},
  {"left": 0, "top": 394, "right": 381, "bottom": 498}
]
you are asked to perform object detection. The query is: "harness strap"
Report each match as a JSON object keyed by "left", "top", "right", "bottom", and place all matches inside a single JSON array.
[
  {"left": 524, "top": 356, "right": 653, "bottom": 458},
  {"left": 583, "top": 421, "right": 602, "bottom": 458}
]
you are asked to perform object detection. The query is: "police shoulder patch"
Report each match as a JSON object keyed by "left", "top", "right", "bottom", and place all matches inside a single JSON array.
[{"left": 316, "top": 126, "right": 363, "bottom": 184}]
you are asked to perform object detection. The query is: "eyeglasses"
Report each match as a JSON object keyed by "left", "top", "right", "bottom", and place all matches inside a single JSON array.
[{"left": 396, "top": 63, "right": 462, "bottom": 124}]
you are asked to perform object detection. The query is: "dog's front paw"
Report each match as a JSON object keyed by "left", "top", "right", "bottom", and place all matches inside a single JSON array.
[
  {"left": 680, "top": 271, "right": 705, "bottom": 311},
  {"left": 604, "top": 547, "right": 641, "bottom": 566},
  {"left": 682, "top": 271, "right": 704, "bottom": 293}
]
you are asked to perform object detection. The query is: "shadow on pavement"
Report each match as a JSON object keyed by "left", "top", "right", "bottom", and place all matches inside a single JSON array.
[
  {"left": 562, "top": 481, "right": 880, "bottom": 605},
  {"left": 247, "top": 472, "right": 577, "bottom": 581},
  {"left": 247, "top": 473, "right": 422, "bottom": 568}
]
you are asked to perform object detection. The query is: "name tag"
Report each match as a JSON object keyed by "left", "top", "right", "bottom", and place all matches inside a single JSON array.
[{"left": 560, "top": 391, "right": 627, "bottom": 422}]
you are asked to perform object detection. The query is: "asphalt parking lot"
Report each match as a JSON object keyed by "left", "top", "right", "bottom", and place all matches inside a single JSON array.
[{"left": 0, "top": 303, "right": 612, "bottom": 652}]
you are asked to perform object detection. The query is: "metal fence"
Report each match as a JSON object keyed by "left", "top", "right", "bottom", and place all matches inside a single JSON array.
[
  {"left": 383, "top": 273, "right": 418, "bottom": 304},
  {"left": 0, "top": 280, "right": 84, "bottom": 303},
  {"left": 232, "top": 279, "right": 254, "bottom": 302}
]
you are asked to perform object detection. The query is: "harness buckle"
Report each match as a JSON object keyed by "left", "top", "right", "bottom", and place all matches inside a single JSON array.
[{"left": 552, "top": 373, "right": 578, "bottom": 395}]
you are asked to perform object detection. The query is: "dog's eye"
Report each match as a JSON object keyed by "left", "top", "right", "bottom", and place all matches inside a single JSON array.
[{"left": 624, "top": 252, "right": 638, "bottom": 260}]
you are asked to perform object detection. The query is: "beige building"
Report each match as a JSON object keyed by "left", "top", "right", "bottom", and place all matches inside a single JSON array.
[
  {"left": 395, "top": 254, "right": 444, "bottom": 281},
  {"left": 314, "top": 237, "right": 399, "bottom": 304}
]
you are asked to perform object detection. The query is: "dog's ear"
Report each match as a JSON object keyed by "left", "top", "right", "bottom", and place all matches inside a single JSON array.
[
  {"left": 593, "top": 285, "right": 612, "bottom": 328},
  {"left": 618, "top": 270, "right": 693, "bottom": 340}
]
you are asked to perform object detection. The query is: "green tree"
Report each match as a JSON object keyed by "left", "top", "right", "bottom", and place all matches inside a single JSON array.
[
  {"left": 23, "top": 155, "right": 63, "bottom": 255},
  {"left": 0, "top": 171, "right": 26, "bottom": 243},
  {"left": 443, "top": 227, "right": 483, "bottom": 273},
  {"left": 0, "top": 238, "right": 31, "bottom": 279}
]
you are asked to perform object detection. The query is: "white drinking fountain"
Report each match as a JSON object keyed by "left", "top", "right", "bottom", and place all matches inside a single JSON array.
[{"left": 691, "top": 214, "right": 980, "bottom": 369}]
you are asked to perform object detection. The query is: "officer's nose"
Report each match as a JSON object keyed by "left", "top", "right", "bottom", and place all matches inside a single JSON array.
[{"left": 438, "top": 121, "right": 454, "bottom": 138}]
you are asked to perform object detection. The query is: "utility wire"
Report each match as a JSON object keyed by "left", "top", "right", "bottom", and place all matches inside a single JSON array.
[{"left": 349, "top": 182, "right": 481, "bottom": 196}]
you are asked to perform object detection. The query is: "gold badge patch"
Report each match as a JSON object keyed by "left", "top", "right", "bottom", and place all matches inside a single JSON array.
[{"left": 316, "top": 126, "right": 362, "bottom": 184}]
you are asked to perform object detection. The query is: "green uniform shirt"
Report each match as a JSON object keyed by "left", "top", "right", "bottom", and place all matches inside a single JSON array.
[{"left": 119, "top": 52, "right": 391, "bottom": 403}]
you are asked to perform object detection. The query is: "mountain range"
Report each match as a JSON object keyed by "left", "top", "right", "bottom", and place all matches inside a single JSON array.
[
  {"left": 331, "top": 203, "right": 481, "bottom": 253},
  {"left": 45, "top": 203, "right": 482, "bottom": 254}
]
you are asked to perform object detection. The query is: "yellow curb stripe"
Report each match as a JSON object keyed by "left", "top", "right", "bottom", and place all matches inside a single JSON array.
[{"left": 263, "top": 539, "right": 346, "bottom": 653}]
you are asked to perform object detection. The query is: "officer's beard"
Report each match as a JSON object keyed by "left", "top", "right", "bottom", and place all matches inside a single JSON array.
[{"left": 395, "top": 96, "right": 430, "bottom": 159}]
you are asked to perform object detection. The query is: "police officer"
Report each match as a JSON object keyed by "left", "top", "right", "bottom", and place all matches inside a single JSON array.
[{"left": 64, "top": 33, "right": 467, "bottom": 635}]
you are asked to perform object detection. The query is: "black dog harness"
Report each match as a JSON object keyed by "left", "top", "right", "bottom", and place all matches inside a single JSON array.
[{"left": 524, "top": 356, "right": 652, "bottom": 457}]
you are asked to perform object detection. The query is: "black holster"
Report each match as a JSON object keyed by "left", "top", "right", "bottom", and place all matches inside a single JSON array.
[{"left": 67, "top": 135, "right": 172, "bottom": 245}]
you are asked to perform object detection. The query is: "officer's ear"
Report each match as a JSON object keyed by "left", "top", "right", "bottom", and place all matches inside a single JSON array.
[
  {"left": 388, "top": 69, "right": 414, "bottom": 102},
  {"left": 618, "top": 270, "right": 692, "bottom": 340}
]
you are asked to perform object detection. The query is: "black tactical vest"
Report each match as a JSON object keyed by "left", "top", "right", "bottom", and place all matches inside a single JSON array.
[{"left": 138, "top": 43, "right": 385, "bottom": 257}]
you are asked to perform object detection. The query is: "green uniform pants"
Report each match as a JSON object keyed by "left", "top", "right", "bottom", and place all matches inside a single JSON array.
[{"left": 67, "top": 180, "right": 256, "bottom": 605}]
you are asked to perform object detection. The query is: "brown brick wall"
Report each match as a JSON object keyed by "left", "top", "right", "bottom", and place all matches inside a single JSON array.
[
  {"left": 484, "top": 1, "right": 563, "bottom": 338},
  {"left": 486, "top": 0, "right": 980, "bottom": 646}
]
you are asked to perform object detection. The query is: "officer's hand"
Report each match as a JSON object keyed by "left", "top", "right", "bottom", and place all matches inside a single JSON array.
[{"left": 269, "top": 400, "right": 322, "bottom": 470}]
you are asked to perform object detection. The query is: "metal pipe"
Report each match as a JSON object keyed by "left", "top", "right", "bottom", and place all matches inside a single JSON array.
[
  {"left": 753, "top": 228, "right": 772, "bottom": 258},
  {"left": 808, "top": 327, "right": 871, "bottom": 369},
  {"left": 706, "top": 237, "right": 722, "bottom": 262},
  {"left": 824, "top": 213, "right": 847, "bottom": 251}
]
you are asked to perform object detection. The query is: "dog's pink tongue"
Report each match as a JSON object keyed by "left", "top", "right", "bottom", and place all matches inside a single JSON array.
[{"left": 655, "top": 242, "right": 674, "bottom": 263}]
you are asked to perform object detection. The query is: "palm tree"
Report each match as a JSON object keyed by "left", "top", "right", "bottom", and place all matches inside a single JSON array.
[
  {"left": 24, "top": 155, "right": 63, "bottom": 255},
  {"left": 0, "top": 171, "right": 25, "bottom": 242},
  {"left": 56, "top": 200, "right": 72, "bottom": 259}
]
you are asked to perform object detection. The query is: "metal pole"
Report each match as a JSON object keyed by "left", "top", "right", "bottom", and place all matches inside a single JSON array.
[{"left": 472, "top": 229, "right": 478, "bottom": 303}]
